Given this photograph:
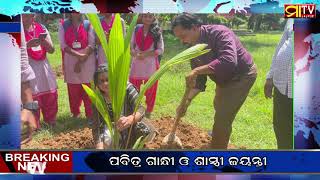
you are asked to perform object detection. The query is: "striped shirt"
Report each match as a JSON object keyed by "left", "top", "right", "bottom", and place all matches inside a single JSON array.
[
  {"left": 103, "top": 82, "right": 145, "bottom": 119},
  {"left": 266, "top": 19, "right": 293, "bottom": 99},
  {"left": 21, "top": 25, "right": 35, "bottom": 83}
]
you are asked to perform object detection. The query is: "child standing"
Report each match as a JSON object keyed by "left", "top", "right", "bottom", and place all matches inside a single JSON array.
[
  {"left": 22, "top": 14, "right": 57, "bottom": 128},
  {"left": 129, "top": 13, "right": 164, "bottom": 118},
  {"left": 58, "top": 13, "right": 96, "bottom": 119},
  {"left": 92, "top": 64, "right": 156, "bottom": 149}
]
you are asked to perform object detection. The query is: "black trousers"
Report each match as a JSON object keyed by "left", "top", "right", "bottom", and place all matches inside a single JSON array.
[{"left": 273, "top": 87, "right": 293, "bottom": 149}]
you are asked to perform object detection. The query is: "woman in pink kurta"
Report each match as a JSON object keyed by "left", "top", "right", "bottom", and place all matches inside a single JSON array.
[
  {"left": 58, "top": 13, "right": 96, "bottom": 119},
  {"left": 22, "top": 14, "right": 58, "bottom": 128},
  {"left": 96, "top": 13, "right": 126, "bottom": 66},
  {"left": 129, "top": 13, "right": 164, "bottom": 118}
]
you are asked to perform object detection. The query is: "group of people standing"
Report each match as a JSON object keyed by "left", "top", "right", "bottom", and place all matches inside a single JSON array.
[
  {"left": 21, "top": 13, "right": 293, "bottom": 150},
  {"left": 21, "top": 13, "right": 163, "bottom": 129}
]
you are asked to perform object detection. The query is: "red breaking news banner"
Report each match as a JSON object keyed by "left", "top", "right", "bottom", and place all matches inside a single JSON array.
[
  {"left": 0, "top": 153, "right": 10, "bottom": 173},
  {"left": 0, "top": 152, "right": 72, "bottom": 174}
]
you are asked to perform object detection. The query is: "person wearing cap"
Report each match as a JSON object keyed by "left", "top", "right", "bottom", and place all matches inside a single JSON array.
[{"left": 171, "top": 13, "right": 257, "bottom": 149}]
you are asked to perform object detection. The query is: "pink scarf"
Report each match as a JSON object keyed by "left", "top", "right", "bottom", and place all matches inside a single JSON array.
[
  {"left": 25, "top": 22, "right": 47, "bottom": 61},
  {"left": 64, "top": 20, "right": 88, "bottom": 50},
  {"left": 135, "top": 25, "right": 154, "bottom": 51},
  {"left": 101, "top": 15, "right": 115, "bottom": 33}
]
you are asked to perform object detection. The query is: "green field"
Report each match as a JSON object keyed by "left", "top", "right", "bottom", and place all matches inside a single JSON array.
[{"left": 33, "top": 31, "right": 280, "bottom": 149}]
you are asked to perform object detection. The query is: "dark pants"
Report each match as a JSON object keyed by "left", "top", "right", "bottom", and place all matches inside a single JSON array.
[
  {"left": 273, "top": 87, "right": 293, "bottom": 149},
  {"left": 211, "top": 64, "right": 257, "bottom": 149}
]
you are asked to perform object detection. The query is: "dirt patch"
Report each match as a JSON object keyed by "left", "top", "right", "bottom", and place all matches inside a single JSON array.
[
  {"left": 22, "top": 117, "right": 240, "bottom": 149},
  {"left": 145, "top": 117, "right": 211, "bottom": 149},
  {"left": 22, "top": 127, "right": 94, "bottom": 149},
  {"left": 145, "top": 117, "right": 240, "bottom": 149}
]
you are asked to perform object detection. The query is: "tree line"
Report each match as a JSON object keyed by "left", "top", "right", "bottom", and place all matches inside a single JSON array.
[{"left": 35, "top": 13, "right": 286, "bottom": 33}]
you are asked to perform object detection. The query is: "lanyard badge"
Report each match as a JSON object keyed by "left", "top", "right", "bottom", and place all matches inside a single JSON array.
[
  {"left": 72, "top": 24, "right": 82, "bottom": 49},
  {"left": 72, "top": 41, "right": 82, "bottom": 49},
  {"left": 31, "top": 45, "right": 42, "bottom": 51}
]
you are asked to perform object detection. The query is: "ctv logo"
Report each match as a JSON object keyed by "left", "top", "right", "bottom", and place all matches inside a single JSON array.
[{"left": 284, "top": 4, "right": 316, "bottom": 18}]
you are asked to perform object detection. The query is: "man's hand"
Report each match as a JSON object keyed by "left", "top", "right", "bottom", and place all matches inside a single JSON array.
[
  {"left": 264, "top": 79, "right": 274, "bottom": 99},
  {"left": 186, "top": 70, "right": 197, "bottom": 89},
  {"left": 21, "top": 109, "right": 37, "bottom": 144},
  {"left": 116, "top": 115, "right": 135, "bottom": 131},
  {"left": 26, "top": 38, "right": 40, "bottom": 48},
  {"left": 185, "top": 65, "right": 213, "bottom": 89}
]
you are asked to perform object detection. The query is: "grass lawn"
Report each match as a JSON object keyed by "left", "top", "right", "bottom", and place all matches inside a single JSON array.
[{"left": 34, "top": 31, "right": 281, "bottom": 149}]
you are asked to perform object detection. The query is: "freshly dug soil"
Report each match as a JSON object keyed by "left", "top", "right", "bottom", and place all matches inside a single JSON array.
[
  {"left": 22, "top": 127, "right": 95, "bottom": 149},
  {"left": 22, "top": 117, "right": 239, "bottom": 149},
  {"left": 145, "top": 117, "right": 212, "bottom": 149}
]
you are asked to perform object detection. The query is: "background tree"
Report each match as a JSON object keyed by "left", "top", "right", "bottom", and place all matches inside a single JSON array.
[
  {"left": 206, "top": 14, "right": 229, "bottom": 27},
  {"left": 247, "top": 14, "right": 284, "bottom": 32},
  {"left": 230, "top": 15, "right": 246, "bottom": 29}
]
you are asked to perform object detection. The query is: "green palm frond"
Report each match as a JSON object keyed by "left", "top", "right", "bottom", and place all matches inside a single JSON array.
[
  {"left": 134, "top": 44, "right": 210, "bottom": 113},
  {"left": 86, "top": 13, "right": 210, "bottom": 150}
]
